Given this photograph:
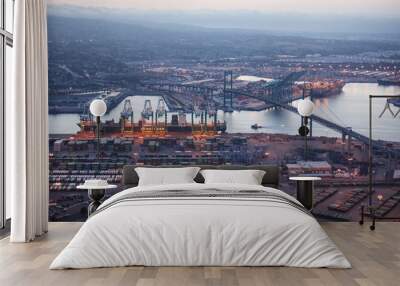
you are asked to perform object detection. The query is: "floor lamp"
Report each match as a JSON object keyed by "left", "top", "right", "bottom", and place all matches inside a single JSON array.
[
  {"left": 89, "top": 99, "right": 107, "bottom": 159},
  {"left": 359, "top": 94, "right": 400, "bottom": 230},
  {"left": 297, "top": 99, "right": 315, "bottom": 161}
]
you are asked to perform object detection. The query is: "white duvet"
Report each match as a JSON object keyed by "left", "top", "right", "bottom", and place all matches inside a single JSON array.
[{"left": 50, "top": 183, "right": 351, "bottom": 269}]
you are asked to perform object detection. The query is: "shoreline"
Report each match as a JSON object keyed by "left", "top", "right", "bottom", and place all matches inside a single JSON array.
[
  {"left": 48, "top": 132, "right": 400, "bottom": 145},
  {"left": 48, "top": 80, "right": 396, "bottom": 115}
]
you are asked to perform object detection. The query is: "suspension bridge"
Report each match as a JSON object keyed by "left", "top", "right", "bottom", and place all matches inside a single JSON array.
[{"left": 143, "top": 72, "right": 399, "bottom": 158}]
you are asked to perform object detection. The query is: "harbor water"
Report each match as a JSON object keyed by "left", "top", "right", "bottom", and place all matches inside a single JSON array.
[{"left": 49, "top": 83, "right": 400, "bottom": 142}]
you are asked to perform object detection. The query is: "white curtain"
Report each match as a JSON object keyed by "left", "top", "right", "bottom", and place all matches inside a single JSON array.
[{"left": 9, "top": 0, "right": 49, "bottom": 242}]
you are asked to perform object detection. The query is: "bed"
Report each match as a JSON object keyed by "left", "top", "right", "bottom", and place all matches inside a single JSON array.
[{"left": 50, "top": 165, "right": 351, "bottom": 269}]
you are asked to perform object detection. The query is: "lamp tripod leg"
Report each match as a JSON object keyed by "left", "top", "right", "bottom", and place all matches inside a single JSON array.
[
  {"left": 96, "top": 116, "right": 100, "bottom": 159},
  {"left": 359, "top": 205, "right": 364, "bottom": 225}
]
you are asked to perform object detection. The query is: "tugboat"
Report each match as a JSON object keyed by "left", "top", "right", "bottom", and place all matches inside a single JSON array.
[{"left": 251, "top": 123, "right": 262, "bottom": 130}]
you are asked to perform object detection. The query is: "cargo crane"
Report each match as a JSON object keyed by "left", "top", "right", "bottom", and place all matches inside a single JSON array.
[
  {"left": 192, "top": 96, "right": 203, "bottom": 117},
  {"left": 120, "top": 100, "right": 134, "bottom": 132},
  {"left": 156, "top": 98, "right": 166, "bottom": 117},
  {"left": 207, "top": 101, "right": 218, "bottom": 131},
  {"left": 141, "top": 100, "right": 154, "bottom": 120},
  {"left": 140, "top": 100, "right": 155, "bottom": 134},
  {"left": 155, "top": 98, "right": 168, "bottom": 135},
  {"left": 77, "top": 103, "right": 95, "bottom": 134},
  {"left": 80, "top": 102, "right": 93, "bottom": 122},
  {"left": 190, "top": 95, "right": 213, "bottom": 133},
  {"left": 121, "top": 100, "right": 133, "bottom": 119},
  {"left": 178, "top": 111, "right": 187, "bottom": 125},
  {"left": 189, "top": 96, "right": 219, "bottom": 134}
]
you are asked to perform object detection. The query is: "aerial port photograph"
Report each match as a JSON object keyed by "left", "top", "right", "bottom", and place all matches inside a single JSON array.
[{"left": 46, "top": 1, "right": 400, "bottom": 222}]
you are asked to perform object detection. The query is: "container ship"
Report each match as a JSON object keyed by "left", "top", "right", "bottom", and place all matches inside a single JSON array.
[
  {"left": 309, "top": 80, "right": 345, "bottom": 98},
  {"left": 388, "top": 99, "right": 400, "bottom": 107},
  {"left": 76, "top": 99, "right": 226, "bottom": 138},
  {"left": 377, "top": 78, "right": 400, "bottom": 86},
  {"left": 77, "top": 116, "right": 227, "bottom": 135}
]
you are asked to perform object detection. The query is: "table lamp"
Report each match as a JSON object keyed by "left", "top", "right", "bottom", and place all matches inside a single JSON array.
[
  {"left": 89, "top": 99, "right": 107, "bottom": 159},
  {"left": 297, "top": 99, "right": 315, "bottom": 161}
]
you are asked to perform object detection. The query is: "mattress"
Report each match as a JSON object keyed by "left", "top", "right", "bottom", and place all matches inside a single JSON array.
[{"left": 50, "top": 183, "right": 351, "bottom": 269}]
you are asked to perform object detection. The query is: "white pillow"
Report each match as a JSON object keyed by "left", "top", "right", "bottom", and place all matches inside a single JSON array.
[
  {"left": 135, "top": 167, "right": 200, "bottom": 186},
  {"left": 200, "top": 169, "right": 266, "bottom": 185}
]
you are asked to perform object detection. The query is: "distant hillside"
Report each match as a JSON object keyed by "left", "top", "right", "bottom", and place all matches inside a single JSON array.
[
  {"left": 48, "top": 15, "right": 400, "bottom": 61},
  {"left": 47, "top": 5, "right": 400, "bottom": 39}
]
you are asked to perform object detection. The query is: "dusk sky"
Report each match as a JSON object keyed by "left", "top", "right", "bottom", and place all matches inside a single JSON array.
[{"left": 48, "top": 0, "right": 400, "bottom": 16}]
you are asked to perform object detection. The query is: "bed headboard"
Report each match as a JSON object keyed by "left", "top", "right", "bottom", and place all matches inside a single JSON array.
[{"left": 122, "top": 165, "right": 280, "bottom": 189}]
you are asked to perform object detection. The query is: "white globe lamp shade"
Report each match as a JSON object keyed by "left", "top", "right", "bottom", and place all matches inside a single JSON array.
[
  {"left": 90, "top": 99, "right": 107, "bottom": 117},
  {"left": 297, "top": 99, "right": 315, "bottom": 117}
]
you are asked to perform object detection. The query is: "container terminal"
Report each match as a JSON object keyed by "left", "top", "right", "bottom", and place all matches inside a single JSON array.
[{"left": 49, "top": 123, "right": 400, "bottom": 223}]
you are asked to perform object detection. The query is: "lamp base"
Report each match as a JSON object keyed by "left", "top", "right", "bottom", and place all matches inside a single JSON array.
[{"left": 298, "top": 125, "right": 309, "bottom": 136}]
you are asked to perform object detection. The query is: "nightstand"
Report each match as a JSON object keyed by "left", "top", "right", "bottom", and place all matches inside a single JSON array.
[{"left": 289, "top": 176, "right": 321, "bottom": 210}]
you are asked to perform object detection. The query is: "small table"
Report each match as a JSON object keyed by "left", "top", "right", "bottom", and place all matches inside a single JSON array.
[
  {"left": 77, "top": 184, "right": 117, "bottom": 217},
  {"left": 289, "top": 176, "right": 321, "bottom": 210}
]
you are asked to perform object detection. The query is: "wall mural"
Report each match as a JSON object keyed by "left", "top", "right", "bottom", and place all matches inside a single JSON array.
[{"left": 47, "top": 1, "right": 400, "bottom": 222}]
